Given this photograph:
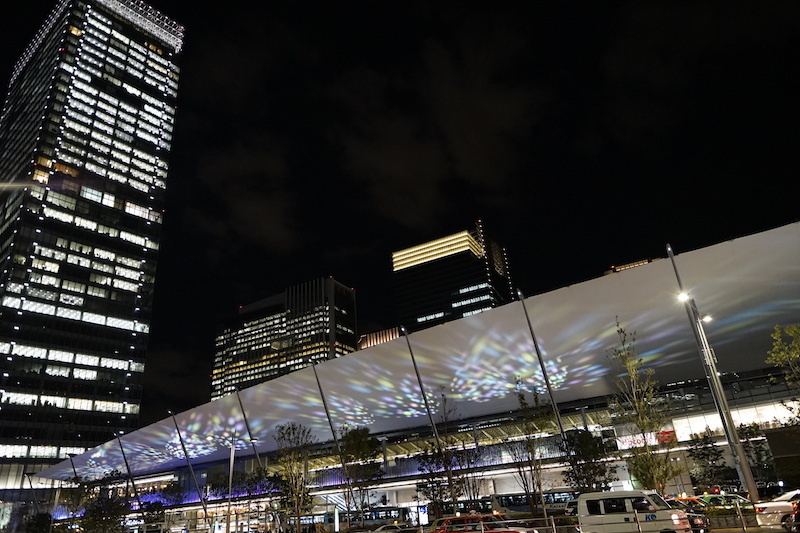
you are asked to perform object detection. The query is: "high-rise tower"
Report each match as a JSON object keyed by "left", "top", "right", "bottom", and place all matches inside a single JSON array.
[
  {"left": 212, "top": 277, "right": 357, "bottom": 400},
  {"left": 0, "top": 0, "right": 183, "bottom": 496},
  {"left": 392, "top": 220, "right": 515, "bottom": 332}
]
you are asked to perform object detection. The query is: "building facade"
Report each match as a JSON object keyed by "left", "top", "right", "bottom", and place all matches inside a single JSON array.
[
  {"left": 392, "top": 220, "right": 515, "bottom": 332},
  {"left": 0, "top": 0, "right": 183, "bottom": 494},
  {"left": 211, "top": 277, "right": 357, "bottom": 400}
]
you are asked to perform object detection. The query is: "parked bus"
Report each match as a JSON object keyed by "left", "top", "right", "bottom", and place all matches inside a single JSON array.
[
  {"left": 491, "top": 489, "right": 580, "bottom": 515},
  {"left": 439, "top": 498, "right": 494, "bottom": 516},
  {"left": 320, "top": 506, "right": 412, "bottom": 529}
]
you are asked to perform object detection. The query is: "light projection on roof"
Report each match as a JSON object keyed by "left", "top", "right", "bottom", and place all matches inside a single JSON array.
[{"left": 38, "top": 223, "right": 800, "bottom": 481}]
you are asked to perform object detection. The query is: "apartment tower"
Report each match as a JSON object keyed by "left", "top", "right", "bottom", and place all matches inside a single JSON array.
[
  {"left": 392, "top": 220, "right": 515, "bottom": 332},
  {"left": 0, "top": 0, "right": 183, "bottom": 497},
  {"left": 212, "top": 277, "right": 357, "bottom": 400}
]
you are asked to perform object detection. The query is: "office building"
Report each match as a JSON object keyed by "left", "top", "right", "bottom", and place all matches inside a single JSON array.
[
  {"left": 392, "top": 220, "right": 514, "bottom": 332},
  {"left": 358, "top": 326, "right": 400, "bottom": 350},
  {"left": 211, "top": 277, "right": 357, "bottom": 400},
  {"left": 0, "top": 0, "right": 183, "bottom": 495}
]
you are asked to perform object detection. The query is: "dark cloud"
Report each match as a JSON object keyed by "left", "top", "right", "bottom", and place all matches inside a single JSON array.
[
  {"left": 6, "top": 1, "right": 798, "bottom": 421},
  {"left": 141, "top": 345, "right": 211, "bottom": 425}
]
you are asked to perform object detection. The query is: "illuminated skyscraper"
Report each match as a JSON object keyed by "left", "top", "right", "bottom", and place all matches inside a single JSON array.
[
  {"left": 0, "top": 0, "right": 183, "bottom": 496},
  {"left": 212, "top": 277, "right": 357, "bottom": 400},
  {"left": 392, "top": 220, "right": 515, "bottom": 332}
]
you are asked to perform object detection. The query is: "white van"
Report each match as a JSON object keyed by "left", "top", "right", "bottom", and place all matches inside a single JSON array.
[{"left": 576, "top": 490, "right": 691, "bottom": 533}]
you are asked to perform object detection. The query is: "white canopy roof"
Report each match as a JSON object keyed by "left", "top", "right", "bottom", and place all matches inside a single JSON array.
[{"left": 38, "top": 222, "right": 800, "bottom": 481}]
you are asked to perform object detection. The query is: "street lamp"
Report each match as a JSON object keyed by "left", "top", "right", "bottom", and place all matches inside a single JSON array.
[{"left": 667, "top": 244, "right": 759, "bottom": 502}]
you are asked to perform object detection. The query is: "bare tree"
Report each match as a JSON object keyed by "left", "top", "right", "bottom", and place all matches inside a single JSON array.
[
  {"left": 339, "top": 425, "right": 383, "bottom": 525},
  {"left": 610, "top": 322, "right": 682, "bottom": 491},
  {"left": 455, "top": 428, "right": 486, "bottom": 504},
  {"left": 502, "top": 379, "right": 553, "bottom": 518},
  {"left": 274, "top": 422, "right": 317, "bottom": 533},
  {"left": 416, "top": 393, "right": 466, "bottom": 519}
]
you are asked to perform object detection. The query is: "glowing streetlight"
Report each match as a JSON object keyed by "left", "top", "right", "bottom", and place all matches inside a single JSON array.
[{"left": 667, "top": 244, "right": 759, "bottom": 502}]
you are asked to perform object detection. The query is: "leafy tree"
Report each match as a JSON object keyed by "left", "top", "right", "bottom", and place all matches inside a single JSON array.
[
  {"left": 610, "top": 322, "right": 683, "bottom": 491},
  {"left": 24, "top": 512, "right": 52, "bottom": 533},
  {"left": 559, "top": 429, "right": 617, "bottom": 492},
  {"left": 768, "top": 324, "right": 800, "bottom": 425},
  {"left": 274, "top": 422, "right": 317, "bottom": 533},
  {"left": 766, "top": 324, "right": 800, "bottom": 455},
  {"left": 141, "top": 502, "right": 166, "bottom": 531},
  {"left": 416, "top": 442, "right": 464, "bottom": 520},
  {"left": 157, "top": 481, "right": 186, "bottom": 506},
  {"left": 767, "top": 324, "right": 800, "bottom": 393},
  {"left": 339, "top": 425, "right": 383, "bottom": 524},
  {"left": 80, "top": 493, "right": 131, "bottom": 533},
  {"left": 245, "top": 467, "right": 280, "bottom": 497},
  {"left": 686, "top": 431, "right": 733, "bottom": 489},
  {"left": 205, "top": 469, "right": 252, "bottom": 500},
  {"left": 738, "top": 423, "right": 776, "bottom": 483}
]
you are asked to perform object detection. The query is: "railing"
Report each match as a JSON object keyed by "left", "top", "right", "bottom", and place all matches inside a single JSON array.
[
  {"left": 574, "top": 510, "right": 688, "bottom": 533},
  {"left": 501, "top": 516, "right": 578, "bottom": 533}
]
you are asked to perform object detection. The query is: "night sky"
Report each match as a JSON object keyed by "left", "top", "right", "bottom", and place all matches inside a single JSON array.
[{"left": 3, "top": 1, "right": 798, "bottom": 426}]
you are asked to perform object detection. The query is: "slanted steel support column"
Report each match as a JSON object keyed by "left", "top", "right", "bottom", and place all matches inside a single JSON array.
[
  {"left": 171, "top": 413, "right": 211, "bottom": 529},
  {"left": 401, "top": 326, "right": 457, "bottom": 506},
  {"left": 517, "top": 289, "right": 565, "bottom": 439},
  {"left": 310, "top": 361, "right": 357, "bottom": 529},
  {"left": 235, "top": 390, "right": 264, "bottom": 470},
  {"left": 117, "top": 436, "right": 144, "bottom": 515}
]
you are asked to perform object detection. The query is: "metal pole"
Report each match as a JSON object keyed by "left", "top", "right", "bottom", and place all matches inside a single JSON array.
[
  {"left": 227, "top": 437, "right": 236, "bottom": 533},
  {"left": 310, "top": 361, "right": 357, "bottom": 528},
  {"left": 49, "top": 480, "right": 60, "bottom": 533},
  {"left": 235, "top": 390, "right": 264, "bottom": 470},
  {"left": 401, "top": 327, "right": 457, "bottom": 510},
  {"left": 171, "top": 413, "right": 212, "bottom": 529},
  {"left": 116, "top": 436, "right": 145, "bottom": 517},
  {"left": 67, "top": 454, "right": 79, "bottom": 480},
  {"left": 667, "top": 244, "right": 759, "bottom": 502},
  {"left": 517, "top": 289, "right": 565, "bottom": 439},
  {"left": 24, "top": 472, "right": 40, "bottom": 514},
  {"left": 401, "top": 326, "right": 445, "bottom": 451}
]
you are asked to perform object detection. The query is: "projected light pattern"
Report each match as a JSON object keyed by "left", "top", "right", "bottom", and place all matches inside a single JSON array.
[{"left": 36, "top": 223, "right": 800, "bottom": 482}]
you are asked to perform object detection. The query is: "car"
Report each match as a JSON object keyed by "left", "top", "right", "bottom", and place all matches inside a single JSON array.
[
  {"left": 696, "top": 494, "right": 755, "bottom": 511},
  {"left": 785, "top": 512, "right": 800, "bottom": 533},
  {"left": 757, "top": 486, "right": 798, "bottom": 501},
  {"left": 667, "top": 498, "right": 711, "bottom": 533},
  {"left": 373, "top": 526, "right": 414, "bottom": 532},
  {"left": 755, "top": 489, "right": 800, "bottom": 528},
  {"left": 575, "top": 490, "right": 692, "bottom": 533},
  {"left": 678, "top": 494, "right": 754, "bottom": 514},
  {"left": 563, "top": 500, "right": 577, "bottom": 516},
  {"left": 428, "top": 514, "right": 537, "bottom": 533}
]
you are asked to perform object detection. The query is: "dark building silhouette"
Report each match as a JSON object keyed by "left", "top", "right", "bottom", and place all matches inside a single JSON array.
[
  {"left": 212, "top": 277, "right": 358, "bottom": 399},
  {"left": 0, "top": 0, "right": 183, "bottom": 496},
  {"left": 392, "top": 220, "right": 515, "bottom": 332}
]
